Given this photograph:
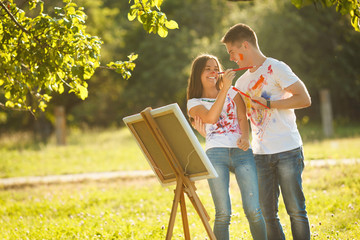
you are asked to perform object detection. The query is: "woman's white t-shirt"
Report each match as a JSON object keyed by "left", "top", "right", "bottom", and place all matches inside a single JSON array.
[
  {"left": 235, "top": 57, "right": 302, "bottom": 154},
  {"left": 187, "top": 88, "right": 243, "bottom": 151}
]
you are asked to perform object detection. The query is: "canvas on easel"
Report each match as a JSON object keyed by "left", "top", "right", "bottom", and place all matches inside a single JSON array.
[
  {"left": 123, "top": 103, "right": 217, "bottom": 186},
  {"left": 123, "top": 103, "right": 217, "bottom": 240}
]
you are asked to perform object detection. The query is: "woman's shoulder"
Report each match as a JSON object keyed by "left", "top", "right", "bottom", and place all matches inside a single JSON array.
[
  {"left": 187, "top": 97, "right": 215, "bottom": 109},
  {"left": 187, "top": 98, "right": 203, "bottom": 110}
]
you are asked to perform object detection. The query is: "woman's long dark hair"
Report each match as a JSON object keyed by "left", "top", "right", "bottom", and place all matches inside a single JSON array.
[
  {"left": 186, "top": 54, "right": 223, "bottom": 123},
  {"left": 186, "top": 54, "right": 223, "bottom": 101}
]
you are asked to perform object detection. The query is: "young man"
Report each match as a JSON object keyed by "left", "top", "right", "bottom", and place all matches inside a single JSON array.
[{"left": 221, "top": 23, "right": 311, "bottom": 240}]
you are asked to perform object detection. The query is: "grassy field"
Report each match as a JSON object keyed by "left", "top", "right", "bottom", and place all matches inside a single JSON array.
[
  {"left": 0, "top": 127, "right": 149, "bottom": 178},
  {"left": 0, "top": 123, "right": 360, "bottom": 178},
  {"left": 0, "top": 163, "right": 359, "bottom": 239},
  {"left": 0, "top": 124, "right": 359, "bottom": 239}
]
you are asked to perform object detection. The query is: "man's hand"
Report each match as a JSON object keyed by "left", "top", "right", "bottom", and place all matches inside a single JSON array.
[
  {"left": 251, "top": 96, "right": 268, "bottom": 110},
  {"left": 251, "top": 80, "right": 311, "bottom": 110}
]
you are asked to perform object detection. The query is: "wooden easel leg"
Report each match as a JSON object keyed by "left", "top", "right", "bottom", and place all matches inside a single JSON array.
[
  {"left": 179, "top": 190, "right": 191, "bottom": 240},
  {"left": 139, "top": 109, "right": 215, "bottom": 239},
  {"left": 166, "top": 179, "right": 183, "bottom": 240},
  {"left": 184, "top": 183, "right": 210, "bottom": 221},
  {"left": 184, "top": 186, "right": 216, "bottom": 240}
]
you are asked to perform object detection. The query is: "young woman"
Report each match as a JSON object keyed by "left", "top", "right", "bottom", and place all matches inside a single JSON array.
[{"left": 186, "top": 54, "right": 267, "bottom": 240}]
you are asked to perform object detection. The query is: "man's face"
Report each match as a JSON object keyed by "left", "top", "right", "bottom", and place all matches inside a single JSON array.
[{"left": 225, "top": 41, "right": 246, "bottom": 67}]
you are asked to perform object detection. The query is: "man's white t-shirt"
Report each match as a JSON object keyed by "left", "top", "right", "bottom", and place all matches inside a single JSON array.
[
  {"left": 187, "top": 88, "right": 243, "bottom": 151},
  {"left": 235, "top": 57, "right": 302, "bottom": 154}
]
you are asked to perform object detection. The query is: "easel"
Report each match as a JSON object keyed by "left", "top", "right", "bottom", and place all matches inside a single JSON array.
[{"left": 140, "top": 107, "right": 216, "bottom": 240}]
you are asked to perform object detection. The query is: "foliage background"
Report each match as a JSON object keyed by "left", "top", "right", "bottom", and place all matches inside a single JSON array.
[{"left": 1, "top": 0, "right": 359, "bottom": 135}]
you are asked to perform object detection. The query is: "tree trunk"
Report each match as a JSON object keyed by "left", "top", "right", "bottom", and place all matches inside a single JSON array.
[
  {"left": 320, "top": 89, "right": 333, "bottom": 137},
  {"left": 55, "top": 106, "right": 66, "bottom": 145}
]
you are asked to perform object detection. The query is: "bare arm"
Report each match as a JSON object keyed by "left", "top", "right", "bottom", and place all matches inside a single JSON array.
[
  {"left": 234, "top": 94, "right": 250, "bottom": 151},
  {"left": 252, "top": 80, "right": 311, "bottom": 110}
]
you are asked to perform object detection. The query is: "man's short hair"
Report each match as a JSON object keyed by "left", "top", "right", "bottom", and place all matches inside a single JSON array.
[{"left": 221, "top": 23, "right": 258, "bottom": 47}]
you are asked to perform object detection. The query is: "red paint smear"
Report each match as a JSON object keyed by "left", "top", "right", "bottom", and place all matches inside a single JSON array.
[
  {"left": 268, "top": 65, "right": 273, "bottom": 74},
  {"left": 251, "top": 75, "right": 265, "bottom": 90}
]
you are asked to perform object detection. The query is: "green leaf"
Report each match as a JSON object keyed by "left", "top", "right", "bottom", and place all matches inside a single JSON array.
[
  {"left": 40, "top": 1, "right": 44, "bottom": 14},
  {"left": 158, "top": 25, "right": 168, "bottom": 38},
  {"left": 351, "top": 15, "right": 359, "bottom": 31},
  {"left": 66, "top": 6, "right": 76, "bottom": 15},
  {"left": 39, "top": 101, "right": 47, "bottom": 111},
  {"left": 128, "top": 53, "right": 138, "bottom": 61},
  {"left": 154, "top": 0, "right": 164, "bottom": 9},
  {"left": 78, "top": 85, "right": 88, "bottom": 100},
  {"left": 43, "top": 94, "right": 52, "bottom": 102},
  {"left": 58, "top": 83, "right": 64, "bottom": 94},
  {"left": 165, "top": 20, "right": 178, "bottom": 29},
  {"left": 5, "top": 91, "right": 11, "bottom": 99},
  {"left": 5, "top": 101, "right": 15, "bottom": 108},
  {"left": 128, "top": 12, "right": 136, "bottom": 21},
  {"left": 83, "top": 68, "right": 94, "bottom": 80}
]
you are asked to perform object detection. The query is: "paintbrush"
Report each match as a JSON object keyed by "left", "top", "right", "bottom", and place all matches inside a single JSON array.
[
  {"left": 232, "top": 86, "right": 270, "bottom": 109},
  {"left": 218, "top": 66, "right": 256, "bottom": 74}
]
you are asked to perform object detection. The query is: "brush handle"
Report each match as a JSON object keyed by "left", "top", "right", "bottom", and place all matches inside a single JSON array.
[
  {"left": 218, "top": 66, "right": 256, "bottom": 74},
  {"left": 232, "top": 87, "right": 270, "bottom": 109}
]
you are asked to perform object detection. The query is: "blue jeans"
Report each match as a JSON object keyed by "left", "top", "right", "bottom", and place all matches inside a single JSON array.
[
  {"left": 206, "top": 148, "right": 267, "bottom": 240},
  {"left": 254, "top": 147, "right": 310, "bottom": 240}
]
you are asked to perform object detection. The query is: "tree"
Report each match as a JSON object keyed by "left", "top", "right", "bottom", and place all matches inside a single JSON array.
[
  {"left": 65, "top": 0, "right": 229, "bottom": 127},
  {"left": 0, "top": 0, "right": 177, "bottom": 113},
  {"left": 291, "top": 0, "right": 360, "bottom": 32},
  {"left": 1, "top": 0, "right": 358, "bottom": 130},
  {"left": 230, "top": 0, "right": 360, "bottom": 121},
  {"left": 111, "top": 0, "right": 229, "bottom": 121}
]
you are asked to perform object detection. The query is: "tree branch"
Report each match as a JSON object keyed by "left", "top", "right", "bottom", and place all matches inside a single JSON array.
[
  {"left": 0, "top": 102, "right": 35, "bottom": 118},
  {"left": 0, "top": 1, "right": 50, "bottom": 48},
  {"left": 0, "top": 1, "right": 29, "bottom": 34},
  {"left": 98, "top": 65, "right": 115, "bottom": 70}
]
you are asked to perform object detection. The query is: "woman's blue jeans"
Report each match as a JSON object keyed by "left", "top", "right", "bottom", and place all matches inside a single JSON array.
[
  {"left": 206, "top": 148, "right": 267, "bottom": 240},
  {"left": 254, "top": 147, "right": 310, "bottom": 240}
]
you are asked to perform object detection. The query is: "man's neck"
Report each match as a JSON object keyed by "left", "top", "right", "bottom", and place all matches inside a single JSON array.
[{"left": 249, "top": 51, "right": 267, "bottom": 73}]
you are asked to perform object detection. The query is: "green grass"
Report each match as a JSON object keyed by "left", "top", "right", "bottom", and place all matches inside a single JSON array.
[
  {"left": 303, "top": 137, "right": 360, "bottom": 160},
  {"left": 299, "top": 122, "right": 360, "bottom": 160},
  {"left": 0, "top": 124, "right": 360, "bottom": 178},
  {"left": 0, "top": 127, "right": 150, "bottom": 178},
  {"left": 0, "top": 163, "right": 359, "bottom": 239},
  {"left": 0, "top": 124, "right": 359, "bottom": 239}
]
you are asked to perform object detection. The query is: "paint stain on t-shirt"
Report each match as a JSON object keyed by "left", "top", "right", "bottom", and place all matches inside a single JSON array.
[{"left": 251, "top": 75, "right": 265, "bottom": 91}]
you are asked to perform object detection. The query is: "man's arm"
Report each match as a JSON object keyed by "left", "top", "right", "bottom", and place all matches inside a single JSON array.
[{"left": 252, "top": 80, "right": 311, "bottom": 110}]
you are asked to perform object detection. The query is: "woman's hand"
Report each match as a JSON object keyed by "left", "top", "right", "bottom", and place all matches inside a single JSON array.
[
  {"left": 237, "top": 136, "right": 250, "bottom": 151},
  {"left": 221, "top": 69, "right": 236, "bottom": 91},
  {"left": 192, "top": 116, "right": 206, "bottom": 138}
]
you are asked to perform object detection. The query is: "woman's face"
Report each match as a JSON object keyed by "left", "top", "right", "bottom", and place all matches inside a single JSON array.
[{"left": 200, "top": 58, "right": 219, "bottom": 89}]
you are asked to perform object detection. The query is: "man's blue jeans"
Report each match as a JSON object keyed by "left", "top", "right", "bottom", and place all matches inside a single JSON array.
[
  {"left": 206, "top": 148, "right": 267, "bottom": 240},
  {"left": 254, "top": 147, "right": 310, "bottom": 240}
]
